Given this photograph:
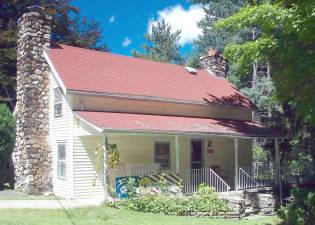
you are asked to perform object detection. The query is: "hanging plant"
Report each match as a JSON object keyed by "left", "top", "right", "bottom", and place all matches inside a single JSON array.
[{"left": 108, "top": 144, "right": 120, "bottom": 169}]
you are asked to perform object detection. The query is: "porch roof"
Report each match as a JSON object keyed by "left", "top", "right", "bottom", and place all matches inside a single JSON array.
[{"left": 76, "top": 111, "right": 278, "bottom": 138}]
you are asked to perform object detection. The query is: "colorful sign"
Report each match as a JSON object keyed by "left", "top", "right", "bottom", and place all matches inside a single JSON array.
[{"left": 115, "top": 176, "right": 139, "bottom": 198}]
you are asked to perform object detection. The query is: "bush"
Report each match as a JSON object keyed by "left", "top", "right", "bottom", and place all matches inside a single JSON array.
[
  {"left": 107, "top": 184, "right": 231, "bottom": 216},
  {"left": 0, "top": 104, "right": 15, "bottom": 189},
  {"left": 278, "top": 188, "right": 315, "bottom": 225}
]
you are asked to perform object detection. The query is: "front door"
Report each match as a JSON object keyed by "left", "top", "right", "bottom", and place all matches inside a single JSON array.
[{"left": 191, "top": 140, "right": 203, "bottom": 169}]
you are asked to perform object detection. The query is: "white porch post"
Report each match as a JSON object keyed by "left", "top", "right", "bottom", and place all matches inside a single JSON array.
[
  {"left": 175, "top": 135, "right": 180, "bottom": 173},
  {"left": 102, "top": 134, "right": 109, "bottom": 201},
  {"left": 275, "top": 139, "right": 283, "bottom": 205},
  {"left": 234, "top": 137, "right": 239, "bottom": 190}
]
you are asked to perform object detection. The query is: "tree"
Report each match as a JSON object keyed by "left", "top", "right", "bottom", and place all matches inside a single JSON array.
[
  {"left": 216, "top": 0, "right": 315, "bottom": 183},
  {"left": 188, "top": 0, "right": 253, "bottom": 89},
  {"left": 0, "top": 104, "right": 15, "bottom": 189},
  {"left": 132, "top": 19, "right": 182, "bottom": 64},
  {"left": 0, "top": 0, "right": 109, "bottom": 108},
  {"left": 192, "top": 0, "right": 246, "bottom": 53},
  {"left": 215, "top": 1, "right": 315, "bottom": 124}
]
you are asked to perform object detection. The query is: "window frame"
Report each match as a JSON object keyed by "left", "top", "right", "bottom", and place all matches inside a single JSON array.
[
  {"left": 154, "top": 141, "right": 171, "bottom": 170},
  {"left": 57, "top": 142, "right": 67, "bottom": 179},
  {"left": 54, "top": 87, "right": 62, "bottom": 118}
]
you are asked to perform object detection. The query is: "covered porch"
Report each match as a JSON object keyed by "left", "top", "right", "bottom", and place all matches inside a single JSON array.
[{"left": 75, "top": 111, "right": 280, "bottom": 195}]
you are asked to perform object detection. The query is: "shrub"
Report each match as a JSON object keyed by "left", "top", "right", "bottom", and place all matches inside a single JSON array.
[
  {"left": 0, "top": 104, "right": 15, "bottom": 189},
  {"left": 278, "top": 188, "right": 315, "bottom": 225},
  {"left": 107, "top": 184, "right": 231, "bottom": 216}
]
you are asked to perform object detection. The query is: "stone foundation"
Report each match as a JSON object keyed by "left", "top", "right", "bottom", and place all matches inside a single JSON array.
[
  {"left": 12, "top": 6, "right": 52, "bottom": 194},
  {"left": 220, "top": 188, "right": 275, "bottom": 217}
]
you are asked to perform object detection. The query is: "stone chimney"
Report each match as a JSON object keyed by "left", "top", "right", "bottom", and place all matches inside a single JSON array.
[
  {"left": 13, "top": 6, "right": 52, "bottom": 194},
  {"left": 200, "top": 49, "right": 228, "bottom": 78}
]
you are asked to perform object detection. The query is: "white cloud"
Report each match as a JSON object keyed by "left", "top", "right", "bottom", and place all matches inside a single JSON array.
[
  {"left": 108, "top": 15, "right": 115, "bottom": 23},
  {"left": 148, "top": 4, "right": 205, "bottom": 46},
  {"left": 122, "top": 37, "right": 132, "bottom": 47}
]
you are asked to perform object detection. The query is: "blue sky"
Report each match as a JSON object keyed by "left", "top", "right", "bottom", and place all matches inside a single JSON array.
[{"left": 72, "top": 0, "right": 205, "bottom": 56}]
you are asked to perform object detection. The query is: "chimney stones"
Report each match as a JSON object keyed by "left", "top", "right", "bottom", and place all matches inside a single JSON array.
[
  {"left": 200, "top": 49, "right": 228, "bottom": 78},
  {"left": 12, "top": 6, "right": 52, "bottom": 194}
]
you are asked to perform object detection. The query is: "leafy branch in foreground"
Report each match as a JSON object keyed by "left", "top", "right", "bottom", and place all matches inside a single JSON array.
[{"left": 215, "top": 1, "right": 315, "bottom": 124}]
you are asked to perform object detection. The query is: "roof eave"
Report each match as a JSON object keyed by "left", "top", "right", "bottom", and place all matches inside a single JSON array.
[
  {"left": 68, "top": 89, "right": 253, "bottom": 111},
  {"left": 99, "top": 128, "right": 284, "bottom": 139}
]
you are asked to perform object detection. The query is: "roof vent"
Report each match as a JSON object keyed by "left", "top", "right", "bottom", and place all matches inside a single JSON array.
[{"left": 185, "top": 66, "right": 197, "bottom": 74}]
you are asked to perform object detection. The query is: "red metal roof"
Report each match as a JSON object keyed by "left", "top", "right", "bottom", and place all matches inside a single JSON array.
[
  {"left": 76, "top": 111, "right": 275, "bottom": 137},
  {"left": 48, "top": 44, "right": 254, "bottom": 108}
]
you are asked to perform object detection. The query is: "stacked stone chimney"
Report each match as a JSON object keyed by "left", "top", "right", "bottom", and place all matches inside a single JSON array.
[
  {"left": 13, "top": 6, "right": 52, "bottom": 194},
  {"left": 200, "top": 49, "right": 228, "bottom": 78}
]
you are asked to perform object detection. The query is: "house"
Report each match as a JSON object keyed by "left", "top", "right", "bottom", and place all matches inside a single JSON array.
[{"left": 13, "top": 6, "right": 281, "bottom": 201}]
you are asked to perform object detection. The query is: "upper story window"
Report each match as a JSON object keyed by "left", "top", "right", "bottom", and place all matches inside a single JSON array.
[
  {"left": 154, "top": 142, "right": 170, "bottom": 169},
  {"left": 54, "top": 87, "right": 62, "bottom": 117},
  {"left": 57, "top": 142, "right": 66, "bottom": 179}
]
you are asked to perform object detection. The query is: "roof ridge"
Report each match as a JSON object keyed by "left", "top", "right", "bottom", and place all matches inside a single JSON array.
[{"left": 56, "top": 43, "right": 205, "bottom": 72}]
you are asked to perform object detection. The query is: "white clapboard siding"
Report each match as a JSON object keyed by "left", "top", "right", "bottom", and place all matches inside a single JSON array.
[
  {"left": 73, "top": 121, "right": 105, "bottom": 200},
  {"left": 48, "top": 72, "right": 74, "bottom": 198}
]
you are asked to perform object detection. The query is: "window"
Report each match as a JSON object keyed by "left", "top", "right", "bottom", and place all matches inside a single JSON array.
[
  {"left": 154, "top": 142, "right": 170, "bottom": 169},
  {"left": 57, "top": 143, "right": 66, "bottom": 179},
  {"left": 54, "top": 88, "right": 62, "bottom": 117}
]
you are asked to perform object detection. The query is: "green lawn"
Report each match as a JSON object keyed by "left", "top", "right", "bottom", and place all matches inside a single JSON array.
[{"left": 0, "top": 206, "right": 278, "bottom": 225}]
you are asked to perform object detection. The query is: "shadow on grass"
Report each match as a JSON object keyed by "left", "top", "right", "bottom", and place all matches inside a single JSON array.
[{"left": 55, "top": 196, "right": 76, "bottom": 225}]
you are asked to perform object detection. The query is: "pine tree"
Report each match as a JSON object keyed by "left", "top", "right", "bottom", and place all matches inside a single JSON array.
[
  {"left": 192, "top": 0, "right": 246, "bottom": 53},
  {"left": 132, "top": 19, "right": 182, "bottom": 64}
]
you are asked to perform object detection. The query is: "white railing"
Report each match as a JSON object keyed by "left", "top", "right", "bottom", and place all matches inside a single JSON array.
[
  {"left": 182, "top": 168, "right": 231, "bottom": 194},
  {"left": 116, "top": 168, "right": 231, "bottom": 194},
  {"left": 238, "top": 168, "right": 261, "bottom": 189},
  {"left": 238, "top": 166, "right": 274, "bottom": 189}
]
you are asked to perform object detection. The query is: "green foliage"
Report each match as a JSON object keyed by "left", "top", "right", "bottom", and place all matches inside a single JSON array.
[
  {"left": 108, "top": 184, "right": 230, "bottom": 216},
  {"left": 0, "top": 0, "right": 109, "bottom": 106},
  {"left": 185, "top": 52, "right": 202, "bottom": 69},
  {"left": 108, "top": 144, "right": 120, "bottom": 169},
  {"left": 253, "top": 145, "right": 269, "bottom": 162},
  {"left": 215, "top": 1, "right": 315, "bottom": 124},
  {"left": 283, "top": 146, "right": 314, "bottom": 180},
  {"left": 132, "top": 19, "right": 182, "bottom": 64},
  {"left": 241, "top": 76, "right": 279, "bottom": 117},
  {"left": 194, "top": 0, "right": 246, "bottom": 53},
  {"left": 0, "top": 104, "right": 15, "bottom": 154},
  {"left": 0, "top": 104, "right": 15, "bottom": 189},
  {"left": 124, "top": 177, "right": 138, "bottom": 198},
  {"left": 189, "top": 0, "right": 253, "bottom": 97},
  {"left": 278, "top": 188, "right": 315, "bottom": 225}
]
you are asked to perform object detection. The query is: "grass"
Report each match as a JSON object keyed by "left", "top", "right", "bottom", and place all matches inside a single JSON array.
[{"left": 0, "top": 206, "right": 278, "bottom": 225}]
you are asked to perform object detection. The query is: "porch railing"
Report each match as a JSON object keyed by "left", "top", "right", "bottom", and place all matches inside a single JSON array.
[
  {"left": 182, "top": 168, "right": 231, "bottom": 194},
  {"left": 238, "top": 165, "right": 274, "bottom": 189},
  {"left": 115, "top": 168, "right": 231, "bottom": 194},
  {"left": 238, "top": 168, "right": 260, "bottom": 189}
]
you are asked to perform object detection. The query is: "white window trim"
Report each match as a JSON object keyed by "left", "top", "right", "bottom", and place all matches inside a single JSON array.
[
  {"left": 154, "top": 141, "right": 171, "bottom": 170},
  {"left": 57, "top": 142, "right": 67, "bottom": 180}
]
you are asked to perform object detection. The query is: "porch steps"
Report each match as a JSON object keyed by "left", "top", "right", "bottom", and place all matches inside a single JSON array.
[{"left": 219, "top": 188, "right": 276, "bottom": 217}]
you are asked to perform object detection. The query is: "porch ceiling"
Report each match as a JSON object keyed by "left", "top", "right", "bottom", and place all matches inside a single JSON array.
[{"left": 75, "top": 111, "right": 278, "bottom": 138}]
